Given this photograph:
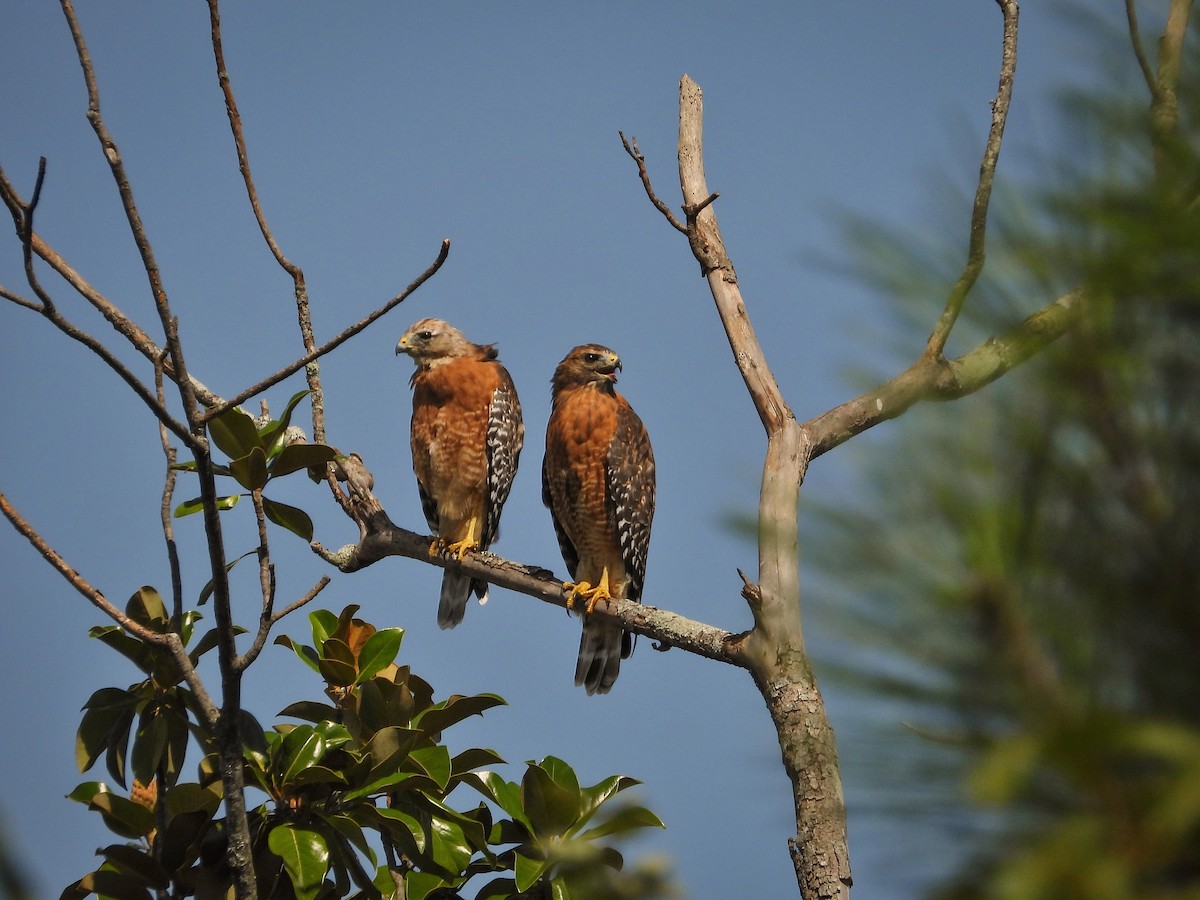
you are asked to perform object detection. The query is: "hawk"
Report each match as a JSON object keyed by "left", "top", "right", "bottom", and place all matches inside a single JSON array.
[
  {"left": 396, "top": 318, "right": 524, "bottom": 628},
  {"left": 542, "top": 344, "right": 655, "bottom": 694}
]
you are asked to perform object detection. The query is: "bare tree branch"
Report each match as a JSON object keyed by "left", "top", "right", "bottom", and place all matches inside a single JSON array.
[
  {"left": 925, "top": 0, "right": 1018, "bottom": 357},
  {"left": 155, "top": 352, "right": 185, "bottom": 623},
  {"left": 805, "top": 288, "right": 1084, "bottom": 461},
  {"left": 619, "top": 131, "right": 687, "bottom": 233},
  {"left": 1125, "top": 0, "right": 1159, "bottom": 96}
]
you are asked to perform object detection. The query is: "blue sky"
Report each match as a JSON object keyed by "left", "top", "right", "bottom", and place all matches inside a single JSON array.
[{"left": 1, "top": 3, "right": 1103, "bottom": 897}]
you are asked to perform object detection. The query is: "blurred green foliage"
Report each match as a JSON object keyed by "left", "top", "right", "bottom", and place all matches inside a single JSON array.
[{"left": 810, "top": 7, "right": 1200, "bottom": 898}]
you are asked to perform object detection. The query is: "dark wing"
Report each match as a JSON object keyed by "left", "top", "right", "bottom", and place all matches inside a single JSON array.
[
  {"left": 542, "top": 446, "right": 580, "bottom": 581},
  {"left": 483, "top": 368, "right": 524, "bottom": 549},
  {"left": 606, "top": 398, "right": 655, "bottom": 602}
]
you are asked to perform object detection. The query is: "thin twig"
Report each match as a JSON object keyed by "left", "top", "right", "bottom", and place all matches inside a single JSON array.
[
  {"left": 619, "top": 131, "right": 687, "bottom": 233},
  {"left": 925, "top": 0, "right": 1019, "bottom": 357},
  {"left": 60, "top": 0, "right": 202, "bottom": 430},
  {"left": 1125, "top": 0, "right": 1159, "bottom": 97},
  {"left": 200, "top": 239, "right": 451, "bottom": 422},
  {"left": 156, "top": 351, "right": 185, "bottom": 623},
  {"left": 237, "top": 576, "right": 332, "bottom": 673}
]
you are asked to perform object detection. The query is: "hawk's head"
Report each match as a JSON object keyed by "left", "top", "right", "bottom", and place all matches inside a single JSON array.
[
  {"left": 552, "top": 344, "right": 622, "bottom": 395},
  {"left": 397, "top": 318, "right": 482, "bottom": 369}
]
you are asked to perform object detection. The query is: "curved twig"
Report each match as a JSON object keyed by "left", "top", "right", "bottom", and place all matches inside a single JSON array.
[{"left": 925, "top": 0, "right": 1019, "bottom": 357}]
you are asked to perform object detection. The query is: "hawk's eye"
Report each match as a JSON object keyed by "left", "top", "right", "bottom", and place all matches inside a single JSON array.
[
  {"left": 417, "top": 331, "right": 433, "bottom": 341},
  {"left": 583, "top": 353, "right": 601, "bottom": 363}
]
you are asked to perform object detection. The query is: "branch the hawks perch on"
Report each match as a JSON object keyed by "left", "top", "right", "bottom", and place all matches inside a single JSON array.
[
  {"left": 543, "top": 344, "right": 655, "bottom": 694},
  {"left": 396, "top": 318, "right": 524, "bottom": 628}
]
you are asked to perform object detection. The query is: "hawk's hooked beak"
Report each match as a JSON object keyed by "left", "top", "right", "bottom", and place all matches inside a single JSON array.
[
  {"left": 598, "top": 356, "right": 621, "bottom": 382},
  {"left": 395, "top": 337, "right": 410, "bottom": 356}
]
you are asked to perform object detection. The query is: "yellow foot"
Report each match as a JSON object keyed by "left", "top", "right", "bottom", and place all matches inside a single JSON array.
[
  {"left": 428, "top": 538, "right": 446, "bottom": 558},
  {"left": 563, "top": 581, "right": 614, "bottom": 614},
  {"left": 444, "top": 538, "right": 479, "bottom": 561}
]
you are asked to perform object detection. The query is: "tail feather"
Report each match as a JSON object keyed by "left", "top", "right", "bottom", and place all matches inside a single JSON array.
[
  {"left": 437, "top": 571, "right": 489, "bottom": 629},
  {"left": 575, "top": 619, "right": 627, "bottom": 695}
]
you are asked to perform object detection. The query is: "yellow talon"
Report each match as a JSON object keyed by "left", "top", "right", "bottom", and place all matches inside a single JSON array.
[
  {"left": 445, "top": 538, "right": 479, "bottom": 561},
  {"left": 562, "top": 579, "right": 614, "bottom": 614},
  {"left": 428, "top": 538, "right": 446, "bottom": 558}
]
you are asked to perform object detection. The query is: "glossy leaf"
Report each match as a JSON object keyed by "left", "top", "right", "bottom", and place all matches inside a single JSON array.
[
  {"left": 258, "top": 389, "right": 311, "bottom": 456},
  {"left": 309, "top": 608, "right": 341, "bottom": 647},
  {"left": 125, "top": 586, "right": 168, "bottom": 632},
  {"left": 164, "top": 781, "right": 221, "bottom": 815},
  {"left": 268, "top": 824, "right": 329, "bottom": 900},
  {"left": 370, "top": 806, "right": 427, "bottom": 855},
  {"left": 88, "top": 791, "right": 156, "bottom": 839},
  {"left": 414, "top": 693, "right": 505, "bottom": 737},
  {"left": 262, "top": 496, "right": 314, "bottom": 541},
  {"left": 268, "top": 442, "right": 338, "bottom": 478},
  {"left": 427, "top": 814, "right": 474, "bottom": 878},
  {"left": 76, "top": 869, "right": 153, "bottom": 900},
  {"left": 403, "top": 868, "right": 451, "bottom": 900},
  {"left": 514, "top": 850, "right": 550, "bottom": 893},
  {"left": 229, "top": 446, "right": 268, "bottom": 491},
  {"left": 365, "top": 725, "right": 422, "bottom": 779},
  {"left": 76, "top": 688, "right": 136, "bottom": 773},
  {"left": 277, "top": 699, "right": 340, "bottom": 724},
  {"left": 100, "top": 844, "right": 170, "bottom": 890},
  {"left": 274, "top": 634, "right": 322, "bottom": 675},
  {"left": 278, "top": 725, "right": 327, "bottom": 786},
  {"left": 451, "top": 747, "right": 506, "bottom": 777},
  {"left": 577, "top": 774, "right": 641, "bottom": 827},
  {"left": 465, "top": 771, "right": 530, "bottom": 828},
  {"left": 578, "top": 805, "right": 665, "bottom": 840},
  {"left": 409, "top": 745, "right": 452, "bottom": 791},
  {"left": 87, "top": 627, "right": 155, "bottom": 676},
  {"left": 208, "top": 405, "right": 262, "bottom": 460},
  {"left": 173, "top": 494, "right": 239, "bottom": 518},
  {"left": 523, "top": 762, "right": 581, "bottom": 838},
  {"left": 130, "top": 710, "right": 168, "bottom": 787},
  {"left": 317, "top": 637, "right": 358, "bottom": 687},
  {"left": 354, "top": 628, "right": 404, "bottom": 684}
]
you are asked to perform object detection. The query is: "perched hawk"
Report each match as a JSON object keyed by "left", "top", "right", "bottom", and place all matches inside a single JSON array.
[
  {"left": 396, "top": 318, "right": 524, "bottom": 628},
  {"left": 542, "top": 344, "right": 655, "bottom": 694}
]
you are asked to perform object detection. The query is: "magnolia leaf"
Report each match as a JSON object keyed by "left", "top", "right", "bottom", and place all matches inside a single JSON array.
[
  {"left": 262, "top": 496, "right": 314, "bottom": 541},
  {"left": 229, "top": 446, "right": 268, "bottom": 491},
  {"left": 173, "top": 494, "right": 239, "bottom": 518},
  {"left": 268, "top": 443, "right": 337, "bottom": 478},
  {"left": 259, "top": 389, "right": 311, "bottom": 456},
  {"left": 268, "top": 824, "right": 329, "bottom": 900},
  {"left": 208, "top": 405, "right": 262, "bottom": 460},
  {"left": 355, "top": 628, "right": 404, "bottom": 684}
]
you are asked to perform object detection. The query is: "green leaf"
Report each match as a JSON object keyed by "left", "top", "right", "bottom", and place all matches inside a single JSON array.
[
  {"left": 341, "top": 771, "right": 434, "bottom": 803},
  {"left": 514, "top": 851, "right": 550, "bottom": 893},
  {"left": 577, "top": 774, "right": 641, "bottom": 828},
  {"left": 369, "top": 806, "right": 427, "bottom": 855},
  {"left": 414, "top": 692, "right": 505, "bottom": 738},
  {"left": 259, "top": 389, "right": 311, "bottom": 456},
  {"left": 451, "top": 747, "right": 506, "bottom": 777},
  {"left": 365, "top": 726, "right": 422, "bottom": 780},
  {"left": 268, "top": 442, "right": 338, "bottom": 478},
  {"left": 209, "top": 405, "right": 262, "bottom": 460},
  {"left": 354, "top": 628, "right": 404, "bottom": 684},
  {"left": 268, "top": 824, "right": 330, "bottom": 900},
  {"left": 88, "top": 791, "right": 156, "bottom": 839},
  {"left": 278, "top": 725, "right": 327, "bottom": 786},
  {"left": 99, "top": 844, "right": 170, "bottom": 890},
  {"left": 427, "top": 814, "right": 474, "bottom": 878},
  {"left": 274, "top": 634, "right": 323, "bottom": 675},
  {"left": 130, "top": 710, "right": 168, "bottom": 787},
  {"left": 87, "top": 627, "right": 156, "bottom": 676},
  {"left": 523, "top": 760, "right": 581, "bottom": 838},
  {"left": 67, "top": 781, "right": 109, "bottom": 805},
  {"left": 403, "top": 868, "right": 451, "bottom": 900},
  {"left": 409, "top": 745, "right": 452, "bottom": 792},
  {"left": 464, "top": 771, "right": 530, "bottom": 828},
  {"left": 318, "top": 637, "right": 358, "bottom": 687},
  {"left": 230, "top": 446, "right": 269, "bottom": 491},
  {"left": 262, "top": 496, "right": 314, "bottom": 541},
  {"left": 76, "top": 689, "right": 136, "bottom": 773},
  {"left": 76, "top": 869, "right": 153, "bottom": 900},
  {"left": 125, "top": 586, "right": 168, "bottom": 632},
  {"left": 310, "top": 608, "right": 341, "bottom": 647},
  {"left": 164, "top": 781, "right": 222, "bottom": 816},
  {"left": 278, "top": 699, "right": 340, "bottom": 724},
  {"left": 577, "top": 805, "right": 666, "bottom": 841},
  {"left": 173, "top": 494, "right": 239, "bottom": 518}
]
